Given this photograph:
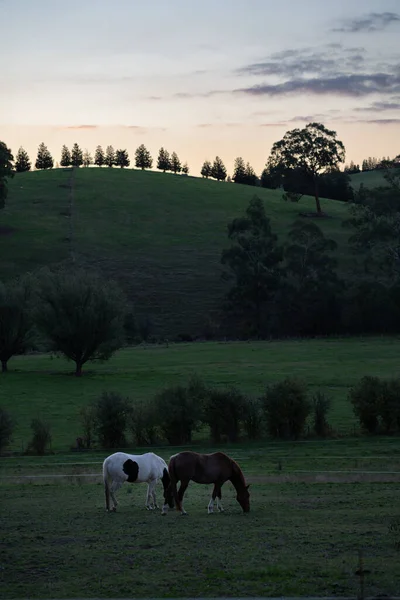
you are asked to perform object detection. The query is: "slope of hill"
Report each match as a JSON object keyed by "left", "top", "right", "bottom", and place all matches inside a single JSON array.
[
  {"left": 350, "top": 169, "right": 390, "bottom": 189},
  {"left": 1, "top": 168, "right": 351, "bottom": 337}
]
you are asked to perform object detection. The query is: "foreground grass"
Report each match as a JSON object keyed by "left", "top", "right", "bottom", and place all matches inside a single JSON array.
[
  {"left": 2, "top": 168, "right": 351, "bottom": 337},
  {"left": 1, "top": 337, "right": 400, "bottom": 452},
  {"left": 1, "top": 477, "right": 399, "bottom": 598}
]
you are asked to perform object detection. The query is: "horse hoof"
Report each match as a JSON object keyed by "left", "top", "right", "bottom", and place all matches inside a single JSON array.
[
  {"left": 111, "top": 507, "right": 117, "bottom": 513},
  {"left": 161, "top": 512, "right": 167, "bottom": 516}
]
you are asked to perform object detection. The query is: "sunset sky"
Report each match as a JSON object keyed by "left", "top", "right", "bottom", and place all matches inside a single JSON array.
[{"left": 2, "top": 0, "right": 400, "bottom": 175}]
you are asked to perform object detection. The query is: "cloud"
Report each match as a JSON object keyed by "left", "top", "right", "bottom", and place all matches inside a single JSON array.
[
  {"left": 354, "top": 100, "right": 400, "bottom": 112},
  {"left": 235, "top": 72, "right": 400, "bottom": 98},
  {"left": 64, "top": 124, "right": 98, "bottom": 130},
  {"left": 333, "top": 12, "right": 400, "bottom": 33},
  {"left": 352, "top": 118, "right": 400, "bottom": 125},
  {"left": 237, "top": 45, "right": 365, "bottom": 79}
]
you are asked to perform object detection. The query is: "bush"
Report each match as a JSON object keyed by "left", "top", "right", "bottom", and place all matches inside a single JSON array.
[
  {"left": 242, "top": 396, "right": 264, "bottom": 440},
  {"left": 349, "top": 376, "right": 382, "bottom": 433},
  {"left": 92, "top": 391, "right": 131, "bottom": 448},
  {"left": 261, "top": 378, "right": 310, "bottom": 439},
  {"left": 312, "top": 391, "right": 331, "bottom": 437},
  {"left": 0, "top": 407, "right": 14, "bottom": 453},
  {"left": 153, "top": 384, "right": 201, "bottom": 445},
  {"left": 27, "top": 418, "right": 52, "bottom": 455},
  {"left": 380, "top": 379, "right": 400, "bottom": 433},
  {"left": 129, "top": 401, "right": 158, "bottom": 446},
  {"left": 202, "top": 387, "right": 248, "bottom": 442},
  {"left": 79, "top": 405, "right": 96, "bottom": 449}
]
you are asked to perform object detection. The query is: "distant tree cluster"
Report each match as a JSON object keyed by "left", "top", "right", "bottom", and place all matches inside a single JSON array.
[
  {"left": 360, "top": 155, "right": 399, "bottom": 172},
  {"left": 200, "top": 156, "right": 227, "bottom": 181}
]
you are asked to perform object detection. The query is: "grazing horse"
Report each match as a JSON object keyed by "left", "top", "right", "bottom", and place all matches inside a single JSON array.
[
  {"left": 103, "top": 452, "right": 174, "bottom": 512},
  {"left": 162, "top": 451, "right": 250, "bottom": 516}
]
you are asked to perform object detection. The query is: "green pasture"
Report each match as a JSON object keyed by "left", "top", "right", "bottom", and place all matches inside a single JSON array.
[
  {"left": 1, "top": 168, "right": 352, "bottom": 337},
  {"left": 1, "top": 475, "right": 399, "bottom": 597},
  {"left": 1, "top": 337, "right": 400, "bottom": 452}
]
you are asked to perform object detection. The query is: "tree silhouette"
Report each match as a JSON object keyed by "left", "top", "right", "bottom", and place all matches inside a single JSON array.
[
  {"left": 170, "top": 151, "right": 181, "bottom": 174},
  {"left": 0, "top": 141, "right": 14, "bottom": 209},
  {"left": 157, "top": 147, "right": 171, "bottom": 172},
  {"left": 270, "top": 122, "right": 345, "bottom": 214},
  {"left": 115, "top": 149, "right": 130, "bottom": 168},
  {"left": 105, "top": 146, "right": 116, "bottom": 167},
  {"left": 60, "top": 145, "right": 71, "bottom": 167},
  {"left": 71, "top": 143, "right": 83, "bottom": 167},
  {"left": 94, "top": 145, "right": 105, "bottom": 167},
  {"left": 211, "top": 156, "right": 227, "bottom": 181},
  {"left": 35, "top": 143, "right": 54, "bottom": 170},
  {"left": 182, "top": 162, "right": 189, "bottom": 175},
  {"left": 135, "top": 144, "right": 153, "bottom": 170},
  {"left": 201, "top": 160, "right": 212, "bottom": 178},
  {"left": 82, "top": 149, "right": 93, "bottom": 167},
  {"left": 15, "top": 147, "right": 31, "bottom": 173}
]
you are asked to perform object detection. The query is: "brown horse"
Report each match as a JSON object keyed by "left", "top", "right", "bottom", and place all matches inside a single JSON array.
[{"left": 161, "top": 451, "right": 250, "bottom": 516}]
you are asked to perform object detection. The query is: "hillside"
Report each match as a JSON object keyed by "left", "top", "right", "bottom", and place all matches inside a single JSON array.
[
  {"left": 350, "top": 169, "right": 391, "bottom": 189},
  {"left": 1, "top": 168, "right": 351, "bottom": 337}
]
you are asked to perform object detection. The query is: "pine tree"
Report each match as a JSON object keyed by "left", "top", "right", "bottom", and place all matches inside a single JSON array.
[
  {"left": 71, "top": 143, "right": 83, "bottom": 167},
  {"left": 157, "top": 147, "right": 171, "bottom": 172},
  {"left": 170, "top": 152, "right": 181, "bottom": 174},
  {"left": 245, "top": 162, "right": 258, "bottom": 186},
  {"left": 94, "top": 145, "right": 105, "bottom": 167},
  {"left": 201, "top": 160, "right": 212, "bottom": 178},
  {"left": 0, "top": 141, "right": 14, "bottom": 210},
  {"left": 35, "top": 143, "right": 54, "bottom": 170},
  {"left": 211, "top": 156, "right": 227, "bottom": 181},
  {"left": 60, "top": 145, "right": 71, "bottom": 167},
  {"left": 233, "top": 157, "right": 246, "bottom": 184},
  {"left": 105, "top": 146, "right": 115, "bottom": 167},
  {"left": 182, "top": 162, "right": 189, "bottom": 175},
  {"left": 135, "top": 144, "right": 153, "bottom": 170},
  {"left": 15, "top": 147, "right": 31, "bottom": 173},
  {"left": 82, "top": 150, "right": 93, "bottom": 167},
  {"left": 115, "top": 149, "right": 130, "bottom": 168}
]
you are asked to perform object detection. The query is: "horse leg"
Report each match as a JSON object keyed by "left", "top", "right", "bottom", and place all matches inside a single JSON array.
[
  {"left": 151, "top": 483, "right": 158, "bottom": 509},
  {"left": 208, "top": 484, "right": 218, "bottom": 514},
  {"left": 110, "top": 481, "right": 122, "bottom": 512},
  {"left": 145, "top": 484, "right": 154, "bottom": 510},
  {"left": 216, "top": 484, "right": 224, "bottom": 512},
  {"left": 177, "top": 480, "right": 189, "bottom": 516}
]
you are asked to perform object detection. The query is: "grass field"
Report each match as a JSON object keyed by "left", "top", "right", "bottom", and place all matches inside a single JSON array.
[
  {"left": 350, "top": 169, "right": 390, "bottom": 189},
  {"left": 1, "top": 337, "right": 400, "bottom": 453},
  {"left": 1, "top": 168, "right": 352, "bottom": 338},
  {"left": 1, "top": 436, "right": 400, "bottom": 598}
]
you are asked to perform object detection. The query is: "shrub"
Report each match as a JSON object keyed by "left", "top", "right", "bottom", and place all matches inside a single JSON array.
[
  {"left": 261, "top": 377, "right": 310, "bottom": 439},
  {"left": 202, "top": 387, "right": 248, "bottom": 442},
  {"left": 153, "top": 384, "right": 201, "bottom": 445},
  {"left": 0, "top": 407, "right": 14, "bottom": 453},
  {"left": 312, "top": 391, "right": 331, "bottom": 437},
  {"left": 79, "top": 405, "right": 96, "bottom": 448},
  {"left": 349, "top": 376, "right": 382, "bottom": 433},
  {"left": 242, "top": 396, "right": 264, "bottom": 440},
  {"left": 92, "top": 391, "right": 131, "bottom": 448},
  {"left": 129, "top": 401, "right": 158, "bottom": 446},
  {"left": 0, "top": 278, "right": 34, "bottom": 373},
  {"left": 380, "top": 378, "right": 400, "bottom": 433},
  {"left": 28, "top": 418, "right": 52, "bottom": 455}
]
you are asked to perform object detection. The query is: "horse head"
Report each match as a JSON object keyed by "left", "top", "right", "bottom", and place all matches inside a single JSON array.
[
  {"left": 162, "top": 467, "right": 175, "bottom": 508},
  {"left": 236, "top": 483, "right": 250, "bottom": 513}
]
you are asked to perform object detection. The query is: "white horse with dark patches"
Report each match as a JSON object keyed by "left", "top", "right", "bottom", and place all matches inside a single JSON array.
[{"left": 103, "top": 452, "right": 174, "bottom": 512}]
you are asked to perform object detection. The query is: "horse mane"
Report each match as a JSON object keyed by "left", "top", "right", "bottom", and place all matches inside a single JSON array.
[{"left": 229, "top": 456, "right": 247, "bottom": 489}]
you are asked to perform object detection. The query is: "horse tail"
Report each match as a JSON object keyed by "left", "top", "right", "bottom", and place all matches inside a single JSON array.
[
  {"left": 168, "top": 455, "right": 181, "bottom": 512},
  {"left": 103, "top": 459, "right": 111, "bottom": 512}
]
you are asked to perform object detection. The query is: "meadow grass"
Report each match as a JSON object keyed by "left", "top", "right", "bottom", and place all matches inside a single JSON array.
[
  {"left": 2, "top": 168, "right": 352, "bottom": 337},
  {"left": 1, "top": 477, "right": 399, "bottom": 598},
  {"left": 1, "top": 337, "right": 400, "bottom": 452}
]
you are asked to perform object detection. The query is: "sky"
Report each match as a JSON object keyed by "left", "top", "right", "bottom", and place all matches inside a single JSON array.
[{"left": 1, "top": 0, "right": 400, "bottom": 175}]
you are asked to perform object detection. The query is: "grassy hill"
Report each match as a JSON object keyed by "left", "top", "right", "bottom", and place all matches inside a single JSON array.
[
  {"left": 350, "top": 169, "right": 390, "bottom": 189},
  {"left": 1, "top": 168, "right": 352, "bottom": 337}
]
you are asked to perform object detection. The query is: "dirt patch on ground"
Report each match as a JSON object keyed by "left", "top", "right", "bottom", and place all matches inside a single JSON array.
[{"left": 0, "top": 225, "right": 16, "bottom": 236}]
